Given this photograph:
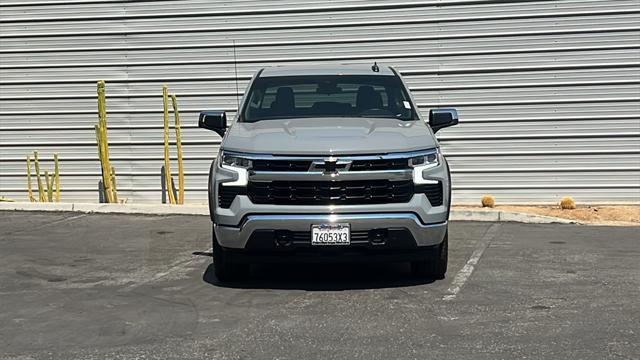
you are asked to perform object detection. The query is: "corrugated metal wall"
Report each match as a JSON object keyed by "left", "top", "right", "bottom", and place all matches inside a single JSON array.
[{"left": 1, "top": 0, "right": 639, "bottom": 204}]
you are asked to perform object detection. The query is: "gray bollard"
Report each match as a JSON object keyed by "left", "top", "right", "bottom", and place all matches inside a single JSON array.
[
  {"left": 98, "top": 180, "right": 105, "bottom": 203},
  {"left": 160, "top": 166, "right": 167, "bottom": 204}
]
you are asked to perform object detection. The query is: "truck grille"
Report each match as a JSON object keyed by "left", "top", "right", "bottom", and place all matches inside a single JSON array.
[
  {"left": 416, "top": 182, "right": 443, "bottom": 206},
  {"left": 248, "top": 180, "right": 414, "bottom": 205},
  {"left": 218, "top": 185, "right": 246, "bottom": 208},
  {"left": 349, "top": 158, "right": 408, "bottom": 171},
  {"left": 252, "top": 159, "right": 312, "bottom": 172},
  {"left": 220, "top": 181, "right": 443, "bottom": 207},
  {"left": 250, "top": 158, "right": 410, "bottom": 172}
]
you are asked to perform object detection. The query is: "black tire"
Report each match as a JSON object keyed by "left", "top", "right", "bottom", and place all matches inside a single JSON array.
[
  {"left": 212, "top": 227, "right": 249, "bottom": 282},
  {"left": 411, "top": 230, "right": 448, "bottom": 279}
]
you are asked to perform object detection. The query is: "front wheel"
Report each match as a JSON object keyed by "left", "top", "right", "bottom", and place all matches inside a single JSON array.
[
  {"left": 411, "top": 230, "right": 448, "bottom": 279},
  {"left": 212, "top": 227, "right": 249, "bottom": 282}
]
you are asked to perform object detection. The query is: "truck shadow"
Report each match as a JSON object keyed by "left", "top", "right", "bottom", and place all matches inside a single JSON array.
[{"left": 202, "top": 262, "right": 436, "bottom": 290}]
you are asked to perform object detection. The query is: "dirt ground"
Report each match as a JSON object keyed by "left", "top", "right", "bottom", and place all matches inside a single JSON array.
[{"left": 455, "top": 205, "right": 640, "bottom": 226}]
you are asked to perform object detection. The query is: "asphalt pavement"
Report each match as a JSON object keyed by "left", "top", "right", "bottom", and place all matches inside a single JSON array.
[{"left": 0, "top": 211, "right": 638, "bottom": 359}]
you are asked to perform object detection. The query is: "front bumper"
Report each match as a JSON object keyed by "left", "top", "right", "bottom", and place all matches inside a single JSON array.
[
  {"left": 215, "top": 213, "right": 448, "bottom": 249},
  {"left": 211, "top": 150, "right": 451, "bottom": 252}
]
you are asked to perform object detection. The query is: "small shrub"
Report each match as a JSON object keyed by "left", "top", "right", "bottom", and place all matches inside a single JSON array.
[
  {"left": 481, "top": 195, "right": 495, "bottom": 208},
  {"left": 559, "top": 196, "right": 576, "bottom": 210}
]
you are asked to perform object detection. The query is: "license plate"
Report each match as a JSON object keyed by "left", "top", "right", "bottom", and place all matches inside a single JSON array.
[{"left": 311, "top": 223, "right": 350, "bottom": 246}]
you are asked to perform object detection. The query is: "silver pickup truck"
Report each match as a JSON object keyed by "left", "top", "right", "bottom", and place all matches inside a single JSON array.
[{"left": 198, "top": 64, "right": 458, "bottom": 282}]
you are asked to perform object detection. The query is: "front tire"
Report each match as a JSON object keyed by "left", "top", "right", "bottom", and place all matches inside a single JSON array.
[
  {"left": 212, "top": 227, "right": 248, "bottom": 282},
  {"left": 411, "top": 230, "right": 448, "bottom": 279}
]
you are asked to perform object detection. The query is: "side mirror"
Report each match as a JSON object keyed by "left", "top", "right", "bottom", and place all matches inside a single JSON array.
[
  {"left": 429, "top": 108, "right": 458, "bottom": 133},
  {"left": 198, "top": 111, "right": 227, "bottom": 137}
]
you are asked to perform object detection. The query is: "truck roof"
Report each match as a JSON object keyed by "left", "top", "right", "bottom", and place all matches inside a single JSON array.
[{"left": 259, "top": 64, "right": 395, "bottom": 77}]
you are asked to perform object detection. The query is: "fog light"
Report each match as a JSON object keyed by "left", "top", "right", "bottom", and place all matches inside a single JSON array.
[
  {"left": 369, "top": 229, "right": 388, "bottom": 244},
  {"left": 275, "top": 230, "right": 292, "bottom": 247}
]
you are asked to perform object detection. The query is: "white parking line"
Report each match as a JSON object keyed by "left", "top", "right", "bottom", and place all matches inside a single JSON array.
[{"left": 443, "top": 223, "right": 500, "bottom": 301}]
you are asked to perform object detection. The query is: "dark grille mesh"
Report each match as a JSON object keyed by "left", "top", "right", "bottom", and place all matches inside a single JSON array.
[
  {"left": 349, "top": 158, "right": 408, "bottom": 171},
  {"left": 218, "top": 185, "right": 246, "bottom": 208},
  {"left": 251, "top": 158, "right": 410, "bottom": 172},
  {"left": 219, "top": 181, "right": 443, "bottom": 207},
  {"left": 252, "top": 159, "right": 312, "bottom": 172},
  {"left": 416, "top": 182, "right": 443, "bottom": 206},
  {"left": 248, "top": 180, "right": 414, "bottom": 205}
]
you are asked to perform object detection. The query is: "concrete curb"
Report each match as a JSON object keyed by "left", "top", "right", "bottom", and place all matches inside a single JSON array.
[
  {"left": 449, "top": 208, "right": 577, "bottom": 224},
  {"left": 1, "top": 201, "right": 578, "bottom": 224},
  {"left": 0, "top": 202, "right": 209, "bottom": 216}
]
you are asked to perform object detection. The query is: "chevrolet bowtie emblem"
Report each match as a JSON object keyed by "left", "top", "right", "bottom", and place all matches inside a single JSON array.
[
  {"left": 324, "top": 160, "right": 337, "bottom": 174},
  {"left": 311, "top": 158, "right": 351, "bottom": 175}
]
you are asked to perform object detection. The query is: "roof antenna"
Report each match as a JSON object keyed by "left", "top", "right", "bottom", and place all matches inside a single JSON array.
[
  {"left": 371, "top": 61, "right": 379, "bottom": 72},
  {"left": 232, "top": 40, "right": 240, "bottom": 113}
]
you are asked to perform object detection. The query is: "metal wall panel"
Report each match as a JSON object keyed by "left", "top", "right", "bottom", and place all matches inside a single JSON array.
[{"left": 1, "top": 0, "right": 639, "bottom": 204}]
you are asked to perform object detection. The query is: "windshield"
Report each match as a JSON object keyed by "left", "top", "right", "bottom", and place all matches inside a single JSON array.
[{"left": 240, "top": 75, "right": 418, "bottom": 122}]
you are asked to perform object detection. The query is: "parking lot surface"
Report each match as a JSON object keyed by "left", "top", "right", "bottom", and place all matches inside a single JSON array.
[{"left": 0, "top": 211, "right": 638, "bottom": 359}]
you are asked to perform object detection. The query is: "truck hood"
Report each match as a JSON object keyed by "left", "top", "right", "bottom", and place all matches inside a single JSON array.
[{"left": 222, "top": 117, "right": 437, "bottom": 155}]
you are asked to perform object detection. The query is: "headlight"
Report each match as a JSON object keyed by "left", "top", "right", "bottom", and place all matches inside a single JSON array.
[
  {"left": 217, "top": 150, "right": 250, "bottom": 187},
  {"left": 411, "top": 149, "right": 441, "bottom": 185},
  {"left": 408, "top": 149, "right": 439, "bottom": 169},
  {"left": 220, "top": 151, "right": 252, "bottom": 169}
]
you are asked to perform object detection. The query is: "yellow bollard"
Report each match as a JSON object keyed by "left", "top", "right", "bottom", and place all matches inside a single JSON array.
[
  {"left": 98, "top": 81, "right": 112, "bottom": 202},
  {"left": 26, "top": 155, "right": 35, "bottom": 202},
  {"left": 95, "top": 124, "right": 104, "bottom": 186},
  {"left": 45, "top": 171, "right": 53, "bottom": 202},
  {"left": 96, "top": 81, "right": 115, "bottom": 203},
  {"left": 110, "top": 166, "right": 118, "bottom": 203},
  {"left": 162, "top": 85, "right": 176, "bottom": 204},
  {"left": 33, "top": 151, "right": 46, "bottom": 202},
  {"left": 95, "top": 125, "right": 110, "bottom": 203},
  {"left": 97, "top": 81, "right": 111, "bottom": 165},
  {"left": 171, "top": 94, "right": 185, "bottom": 204},
  {"left": 54, "top": 153, "right": 60, "bottom": 202}
]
